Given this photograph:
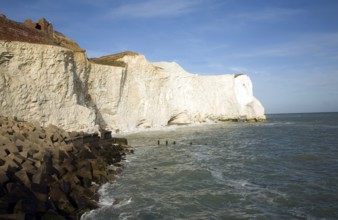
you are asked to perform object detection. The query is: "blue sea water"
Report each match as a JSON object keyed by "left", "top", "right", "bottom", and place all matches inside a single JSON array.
[{"left": 82, "top": 113, "right": 338, "bottom": 220}]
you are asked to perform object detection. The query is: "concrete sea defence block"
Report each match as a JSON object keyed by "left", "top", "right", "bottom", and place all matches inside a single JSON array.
[{"left": 0, "top": 115, "right": 133, "bottom": 219}]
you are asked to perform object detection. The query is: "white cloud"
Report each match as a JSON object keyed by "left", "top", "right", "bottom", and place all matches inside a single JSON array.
[
  {"left": 233, "top": 32, "right": 338, "bottom": 58},
  {"left": 304, "top": 70, "right": 338, "bottom": 88},
  {"left": 228, "top": 66, "right": 248, "bottom": 73},
  {"left": 232, "top": 7, "right": 305, "bottom": 23},
  {"left": 108, "top": 0, "right": 202, "bottom": 18}
]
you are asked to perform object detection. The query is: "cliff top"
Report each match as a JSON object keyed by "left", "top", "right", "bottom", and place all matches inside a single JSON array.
[
  {"left": 0, "top": 15, "right": 142, "bottom": 64},
  {"left": 0, "top": 15, "right": 84, "bottom": 52},
  {"left": 89, "top": 51, "right": 140, "bottom": 67}
]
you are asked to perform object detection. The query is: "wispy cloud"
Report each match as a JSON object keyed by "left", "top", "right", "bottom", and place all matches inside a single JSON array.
[
  {"left": 232, "top": 7, "right": 305, "bottom": 23},
  {"left": 233, "top": 32, "right": 338, "bottom": 58},
  {"left": 192, "top": 6, "right": 306, "bottom": 34},
  {"left": 228, "top": 66, "right": 248, "bottom": 73},
  {"left": 304, "top": 70, "right": 338, "bottom": 88},
  {"left": 108, "top": 0, "right": 202, "bottom": 18}
]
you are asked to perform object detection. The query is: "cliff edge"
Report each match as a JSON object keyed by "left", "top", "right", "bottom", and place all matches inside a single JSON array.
[{"left": 0, "top": 16, "right": 265, "bottom": 133}]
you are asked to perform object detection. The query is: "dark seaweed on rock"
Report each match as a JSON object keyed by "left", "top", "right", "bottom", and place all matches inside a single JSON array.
[{"left": 0, "top": 115, "right": 132, "bottom": 220}]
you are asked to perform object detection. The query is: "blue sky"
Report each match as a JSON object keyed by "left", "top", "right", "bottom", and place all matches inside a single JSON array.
[{"left": 1, "top": 0, "right": 338, "bottom": 113}]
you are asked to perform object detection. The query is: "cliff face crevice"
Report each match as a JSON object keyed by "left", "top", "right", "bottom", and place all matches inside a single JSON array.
[
  {"left": 118, "top": 64, "right": 128, "bottom": 107},
  {"left": 0, "top": 40, "right": 265, "bottom": 133}
]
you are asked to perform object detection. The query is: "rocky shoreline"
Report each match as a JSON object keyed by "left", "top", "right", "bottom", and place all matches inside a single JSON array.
[{"left": 0, "top": 115, "right": 132, "bottom": 219}]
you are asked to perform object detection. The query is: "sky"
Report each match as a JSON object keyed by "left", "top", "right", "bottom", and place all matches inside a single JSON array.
[{"left": 1, "top": 0, "right": 338, "bottom": 114}]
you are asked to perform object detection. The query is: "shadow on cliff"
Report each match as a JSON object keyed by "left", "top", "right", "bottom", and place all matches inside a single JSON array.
[
  {"left": 72, "top": 56, "right": 108, "bottom": 129},
  {"left": 86, "top": 94, "right": 108, "bottom": 129}
]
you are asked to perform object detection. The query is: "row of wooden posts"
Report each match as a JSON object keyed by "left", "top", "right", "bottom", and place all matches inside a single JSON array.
[{"left": 157, "top": 140, "right": 193, "bottom": 145}]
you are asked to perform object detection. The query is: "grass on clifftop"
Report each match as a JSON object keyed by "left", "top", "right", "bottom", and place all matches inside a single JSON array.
[
  {"left": 89, "top": 51, "right": 139, "bottom": 67},
  {"left": 53, "top": 31, "right": 85, "bottom": 52}
]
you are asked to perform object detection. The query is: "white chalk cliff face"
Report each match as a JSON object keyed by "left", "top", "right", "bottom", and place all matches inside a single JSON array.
[
  {"left": 0, "top": 41, "right": 97, "bottom": 132},
  {"left": 0, "top": 41, "right": 265, "bottom": 133}
]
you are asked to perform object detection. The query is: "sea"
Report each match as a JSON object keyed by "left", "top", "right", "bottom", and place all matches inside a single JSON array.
[{"left": 82, "top": 112, "right": 338, "bottom": 220}]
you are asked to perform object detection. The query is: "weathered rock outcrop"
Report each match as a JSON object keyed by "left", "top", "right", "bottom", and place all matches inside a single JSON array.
[
  {"left": 0, "top": 115, "right": 130, "bottom": 219},
  {"left": 0, "top": 16, "right": 265, "bottom": 133}
]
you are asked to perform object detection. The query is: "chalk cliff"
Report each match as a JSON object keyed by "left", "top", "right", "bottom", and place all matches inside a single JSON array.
[
  {"left": 0, "top": 17, "right": 265, "bottom": 133},
  {"left": 0, "top": 41, "right": 265, "bottom": 132},
  {"left": 89, "top": 53, "right": 266, "bottom": 132},
  {"left": 0, "top": 41, "right": 97, "bottom": 132}
]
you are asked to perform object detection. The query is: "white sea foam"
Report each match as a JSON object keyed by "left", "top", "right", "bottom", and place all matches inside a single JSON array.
[
  {"left": 116, "top": 120, "right": 219, "bottom": 136},
  {"left": 117, "top": 124, "right": 179, "bottom": 135},
  {"left": 113, "top": 197, "right": 132, "bottom": 208},
  {"left": 80, "top": 210, "right": 95, "bottom": 220},
  {"left": 97, "top": 183, "right": 115, "bottom": 206},
  {"left": 208, "top": 167, "right": 225, "bottom": 182}
]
